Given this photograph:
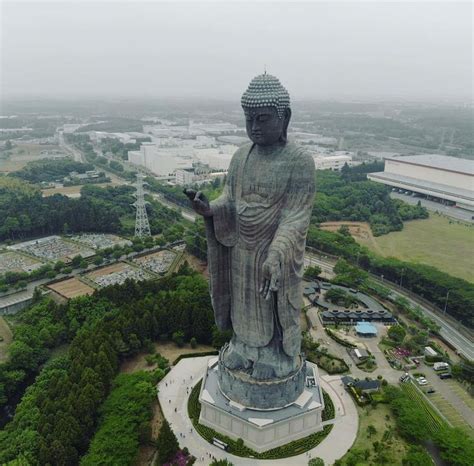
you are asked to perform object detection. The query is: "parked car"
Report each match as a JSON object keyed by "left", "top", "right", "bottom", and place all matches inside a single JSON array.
[
  {"left": 439, "top": 373, "right": 452, "bottom": 380},
  {"left": 427, "top": 388, "right": 436, "bottom": 394},
  {"left": 417, "top": 377, "right": 428, "bottom": 386}
]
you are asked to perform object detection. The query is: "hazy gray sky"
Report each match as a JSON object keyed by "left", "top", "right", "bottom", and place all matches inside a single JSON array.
[{"left": 1, "top": 1, "right": 472, "bottom": 101}]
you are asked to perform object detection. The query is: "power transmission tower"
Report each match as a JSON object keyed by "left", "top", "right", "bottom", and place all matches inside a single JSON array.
[{"left": 133, "top": 173, "right": 151, "bottom": 238}]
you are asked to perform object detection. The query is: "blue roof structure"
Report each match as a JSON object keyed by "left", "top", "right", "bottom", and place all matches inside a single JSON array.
[{"left": 355, "top": 322, "right": 377, "bottom": 335}]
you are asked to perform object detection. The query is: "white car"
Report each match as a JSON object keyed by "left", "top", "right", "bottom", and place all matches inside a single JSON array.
[{"left": 417, "top": 377, "right": 428, "bottom": 386}]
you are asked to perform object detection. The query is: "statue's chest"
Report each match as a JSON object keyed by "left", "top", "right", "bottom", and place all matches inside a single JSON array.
[{"left": 240, "top": 157, "right": 290, "bottom": 199}]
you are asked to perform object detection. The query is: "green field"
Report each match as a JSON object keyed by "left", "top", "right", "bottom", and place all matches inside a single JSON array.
[
  {"left": 358, "top": 215, "right": 474, "bottom": 282},
  {"left": 339, "top": 403, "right": 410, "bottom": 465}
]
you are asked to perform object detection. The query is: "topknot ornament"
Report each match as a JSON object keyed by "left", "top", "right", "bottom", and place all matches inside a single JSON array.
[{"left": 241, "top": 74, "right": 290, "bottom": 119}]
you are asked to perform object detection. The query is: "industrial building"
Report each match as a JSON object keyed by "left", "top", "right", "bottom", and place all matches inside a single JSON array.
[
  {"left": 313, "top": 154, "right": 352, "bottom": 171},
  {"left": 368, "top": 154, "right": 474, "bottom": 211}
]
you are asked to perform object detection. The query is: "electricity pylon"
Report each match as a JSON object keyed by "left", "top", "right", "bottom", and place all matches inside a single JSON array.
[{"left": 133, "top": 173, "right": 151, "bottom": 238}]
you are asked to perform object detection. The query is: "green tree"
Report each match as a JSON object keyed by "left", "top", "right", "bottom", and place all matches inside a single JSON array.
[
  {"left": 308, "top": 458, "right": 325, "bottom": 466},
  {"left": 304, "top": 265, "right": 322, "bottom": 280},
  {"left": 172, "top": 330, "right": 185, "bottom": 348},
  {"left": 366, "top": 424, "right": 377, "bottom": 438},
  {"left": 433, "top": 427, "right": 474, "bottom": 466},
  {"left": 387, "top": 325, "right": 406, "bottom": 343},
  {"left": 402, "top": 446, "right": 433, "bottom": 465},
  {"left": 156, "top": 419, "right": 179, "bottom": 465}
]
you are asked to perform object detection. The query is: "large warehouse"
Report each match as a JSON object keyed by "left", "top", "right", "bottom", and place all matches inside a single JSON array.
[{"left": 368, "top": 154, "right": 474, "bottom": 211}]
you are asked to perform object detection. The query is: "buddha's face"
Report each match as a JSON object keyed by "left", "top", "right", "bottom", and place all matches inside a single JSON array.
[{"left": 244, "top": 106, "right": 288, "bottom": 146}]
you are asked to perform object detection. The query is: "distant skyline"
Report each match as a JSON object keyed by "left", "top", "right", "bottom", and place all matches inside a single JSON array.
[{"left": 1, "top": 1, "right": 472, "bottom": 102}]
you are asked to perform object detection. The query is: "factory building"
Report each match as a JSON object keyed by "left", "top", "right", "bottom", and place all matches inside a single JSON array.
[{"left": 368, "top": 154, "right": 474, "bottom": 211}]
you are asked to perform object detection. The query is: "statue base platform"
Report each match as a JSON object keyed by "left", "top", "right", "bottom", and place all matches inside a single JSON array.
[
  {"left": 217, "top": 343, "right": 306, "bottom": 409},
  {"left": 198, "top": 357, "right": 325, "bottom": 453}
]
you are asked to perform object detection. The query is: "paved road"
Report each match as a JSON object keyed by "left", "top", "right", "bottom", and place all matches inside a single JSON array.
[
  {"left": 152, "top": 194, "right": 196, "bottom": 223},
  {"left": 390, "top": 192, "right": 473, "bottom": 223},
  {"left": 58, "top": 131, "right": 85, "bottom": 163},
  {"left": 158, "top": 357, "right": 358, "bottom": 466},
  {"left": 377, "top": 282, "right": 474, "bottom": 361}
]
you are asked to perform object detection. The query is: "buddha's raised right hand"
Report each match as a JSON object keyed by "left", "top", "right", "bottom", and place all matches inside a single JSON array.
[{"left": 183, "top": 188, "right": 213, "bottom": 217}]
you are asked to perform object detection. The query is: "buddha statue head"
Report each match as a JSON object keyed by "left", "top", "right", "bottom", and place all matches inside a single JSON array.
[{"left": 241, "top": 73, "right": 291, "bottom": 146}]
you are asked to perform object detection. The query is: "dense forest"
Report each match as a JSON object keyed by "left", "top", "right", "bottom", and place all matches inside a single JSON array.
[
  {"left": 11, "top": 159, "right": 96, "bottom": 184},
  {"left": 0, "top": 176, "right": 184, "bottom": 241},
  {"left": 313, "top": 168, "right": 428, "bottom": 236},
  {"left": 0, "top": 268, "right": 215, "bottom": 465}
]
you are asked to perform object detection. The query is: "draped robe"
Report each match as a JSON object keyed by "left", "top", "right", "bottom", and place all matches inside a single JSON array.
[{"left": 205, "top": 141, "right": 315, "bottom": 358}]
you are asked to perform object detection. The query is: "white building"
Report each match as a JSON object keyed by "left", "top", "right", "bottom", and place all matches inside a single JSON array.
[
  {"left": 175, "top": 169, "right": 198, "bottom": 186},
  {"left": 313, "top": 154, "right": 352, "bottom": 171},
  {"left": 368, "top": 154, "right": 474, "bottom": 211},
  {"left": 128, "top": 142, "right": 193, "bottom": 176}
]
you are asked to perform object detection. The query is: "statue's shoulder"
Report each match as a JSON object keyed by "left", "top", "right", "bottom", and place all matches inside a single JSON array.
[
  {"left": 285, "top": 141, "right": 315, "bottom": 170},
  {"left": 229, "top": 142, "right": 252, "bottom": 169},
  {"left": 233, "top": 142, "right": 253, "bottom": 158}
]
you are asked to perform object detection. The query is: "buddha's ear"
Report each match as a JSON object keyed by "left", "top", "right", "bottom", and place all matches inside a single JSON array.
[{"left": 281, "top": 107, "right": 291, "bottom": 143}]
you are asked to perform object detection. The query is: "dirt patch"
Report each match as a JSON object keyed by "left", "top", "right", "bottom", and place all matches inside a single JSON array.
[
  {"left": 87, "top": 262, "right": 129, "bottom": 278},
  {"left": 182, "top": 253, "right": 208, "bottom": 277},
  {"left": 121, "top": 342, "right": 215, "bottom": 374},
  {"left": 320, "top": 221, "right": 383, "bottom": 255},
  {"left": 0, "top": 316, "right": 13, "bottom": 362},
  {"left": 47, "top": 277, "right": 95, "bottom": 299},
  {"left": 41, "top": 181, "right": 115, "bottom": 198}
]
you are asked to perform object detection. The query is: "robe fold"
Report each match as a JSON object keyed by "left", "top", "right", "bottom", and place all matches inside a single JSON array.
[{"left": 205, "top": 141, "right": 315, "bottom": 357}]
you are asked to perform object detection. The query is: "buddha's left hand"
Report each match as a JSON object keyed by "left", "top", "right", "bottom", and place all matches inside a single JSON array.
[{"left": 260, "top": 252, "right": 281, "bottom": 300}]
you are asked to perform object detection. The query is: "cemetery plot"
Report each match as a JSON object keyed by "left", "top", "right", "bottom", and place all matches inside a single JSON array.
[
  {"left": 8, "top": 236, "right": 95, "bottom": 263},
  {"left": 70, "top": 233, "right": 132, "bottom": 251},
  {"left": 133, "top": 250, "right": 177, "bottom": 275},
  {"left": 47, "top": 277, "right": 95, "bottom": 299},
  {"left": 0, "top": 251, "right": 43, "bottom": 274},
  {"left": 86, "top": 262, "right": 153, "bottom": 288}
]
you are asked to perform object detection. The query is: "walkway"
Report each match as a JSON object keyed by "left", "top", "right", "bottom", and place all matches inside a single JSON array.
[{"left": 158, "top": 357, "right": 358, "bottom": 466}]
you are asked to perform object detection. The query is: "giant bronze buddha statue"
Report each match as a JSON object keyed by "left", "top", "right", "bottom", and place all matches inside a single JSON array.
[{"left": 186, "top": 74, "right": 315, "bottom": 408}]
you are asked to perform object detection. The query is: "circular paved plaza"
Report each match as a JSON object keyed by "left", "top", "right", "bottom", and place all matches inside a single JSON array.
[{"left": 158, "top": 357, "right": 359, "bottom": 465}]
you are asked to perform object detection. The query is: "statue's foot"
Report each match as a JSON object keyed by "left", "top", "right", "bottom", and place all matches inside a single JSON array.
[
  {"left": 223, "top": 347, "right": 251, "bottom": 371},
  {"left": 251, "top": 362, "right": 276, "bottom": 380}
]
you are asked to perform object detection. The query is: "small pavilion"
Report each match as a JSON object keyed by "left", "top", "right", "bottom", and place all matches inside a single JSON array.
[{"left": 355, "top": 322, "right": 377, "bottom": 337}]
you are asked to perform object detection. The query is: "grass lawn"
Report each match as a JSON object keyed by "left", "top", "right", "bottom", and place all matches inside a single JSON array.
[
  {"left": 0, "top": 144, "right": 65, "bottom": 173},
  {"left": 357, "top": 215, "right": 474, "bottom": 282},
  {"left": 339, "top": 403, "right": 410, "bottom": 465}
]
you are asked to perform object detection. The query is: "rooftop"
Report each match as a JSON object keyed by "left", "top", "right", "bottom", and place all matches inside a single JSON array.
[
  {"left": 386, "top": 154, "right": 474, "bottom": 176},
  {"left": 355, "top": 322, "right": 378, "bottom": 334}
]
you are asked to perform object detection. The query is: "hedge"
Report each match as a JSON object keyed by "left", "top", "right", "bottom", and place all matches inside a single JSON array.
[
  {"left": 173, "top": 350, "right": 219, "bottom": 365},
  {"left": 325, "top": 328, "right": 357, "bottom": 348},
  {"left": 188, "top": 380, "right": 333, "bottom": 459}
]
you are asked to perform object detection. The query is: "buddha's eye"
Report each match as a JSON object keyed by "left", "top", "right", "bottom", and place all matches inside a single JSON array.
[{"left": 257, "top": 114, "right": 270, "bottom": 122}]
